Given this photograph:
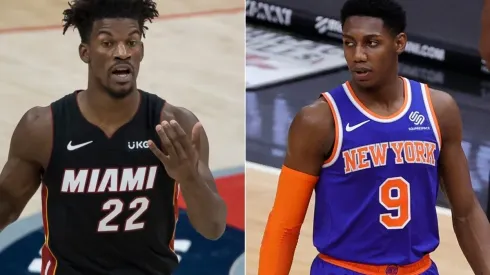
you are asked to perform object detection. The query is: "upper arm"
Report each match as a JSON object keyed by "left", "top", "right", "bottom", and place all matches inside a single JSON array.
[
  {"left": 265, "top": 99, "right": 334, "bottom": 226},
  {"left": 431, "top": 89, "right": 476, "bottom": 218},
  {"left": 283, "top": 98, "right": 335, "bottom": 176},
  {"left": 0, "top": 106, "right": 52, "bottom": 213},
  {"left": 480, "top": 0, "right": 490, "bottom": 66}
]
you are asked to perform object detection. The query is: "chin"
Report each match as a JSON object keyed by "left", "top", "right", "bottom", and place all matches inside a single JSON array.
[
  {"left": 351, "top": 75, "right": 380, "bottom": 89},
  {"left": 351, "top": 79, "right": 374, "bottom": 89},
  {"left": 106, "top": 85, "right": 134, "bottom": 99}
]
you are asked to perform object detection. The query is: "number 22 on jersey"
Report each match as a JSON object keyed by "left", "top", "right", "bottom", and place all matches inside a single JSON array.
[
  {"left": 97, "top": 197, "right": 150, "bottom": 232},
  {"left": 379, "top": 177, "right": 411, "bottom": 230}
]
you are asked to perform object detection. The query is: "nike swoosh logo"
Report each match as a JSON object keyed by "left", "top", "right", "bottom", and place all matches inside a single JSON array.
[
  {"left": 67, "top": 140, "right": 93, "bottom": 151},
  {"left": 345, "top": 120, "right": 370, "bottom": 132}
]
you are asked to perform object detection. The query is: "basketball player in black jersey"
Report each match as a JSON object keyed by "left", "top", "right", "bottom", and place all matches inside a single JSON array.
[{"left": 0, "top": 0, "right": 228, "bottom": 274}]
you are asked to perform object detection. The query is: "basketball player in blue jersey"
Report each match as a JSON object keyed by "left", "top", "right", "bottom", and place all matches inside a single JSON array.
[
  {"left": 0, "top": 0, "right": 227, "bottom": 274},
  {"left": 258, "top": 0, "right": 490, "bottom": 274}
]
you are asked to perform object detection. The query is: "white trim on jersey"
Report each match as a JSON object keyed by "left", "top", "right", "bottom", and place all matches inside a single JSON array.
[
  {"left": 322, "top": 92, "right": 344, "bottom": 168},
  {"left": 342, "top": 77, "right": 413, "bottom": 123},
  {"left": 420, "top": 83, "right": 442, "bottom": 150}
]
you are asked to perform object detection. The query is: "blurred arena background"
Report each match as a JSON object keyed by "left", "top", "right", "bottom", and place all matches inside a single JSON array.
[
  {"left": 0, "top": 0, "right": 244, "bottom": 274},
  {"left": 246, "top": 0, "right": 490, "bottom": 274}
]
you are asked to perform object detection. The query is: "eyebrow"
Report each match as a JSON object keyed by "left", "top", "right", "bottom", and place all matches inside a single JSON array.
[
  {"left": 128, "top": 29, "right": 141, "bottom": 36},
  {"left": 342, "top": 33, "right": 382, "bottom": 39},
  {"left": 97, "top": 29, "right": 141, "bottom": 37}
]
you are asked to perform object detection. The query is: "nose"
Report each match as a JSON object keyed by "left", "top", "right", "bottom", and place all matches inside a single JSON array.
[
  {"left": 114, "top": 42, "right": 131, "bottom": 60},
  {"left": 353, "top": 45, "right": 367, "bottom": 63}
]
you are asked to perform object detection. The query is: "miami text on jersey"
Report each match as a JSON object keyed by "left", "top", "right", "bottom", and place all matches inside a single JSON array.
[{"left": 60, "top": 166, "right": 158, "bottom": 193}]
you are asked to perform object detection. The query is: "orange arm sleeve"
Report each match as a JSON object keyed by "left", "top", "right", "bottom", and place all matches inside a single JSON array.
[{"left": 257, "top": 165, "right": 318, "bottom": 275}]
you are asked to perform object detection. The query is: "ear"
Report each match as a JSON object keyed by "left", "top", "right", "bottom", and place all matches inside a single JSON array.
[
  {"left": 394, "top": 32, "right": 407, "bottom": 55},
  {"left": 140, "top": 42, "right": 145, "bottom": 62},
  {"left": 79, "top": 43, "right": 90, "bottom": 64}
]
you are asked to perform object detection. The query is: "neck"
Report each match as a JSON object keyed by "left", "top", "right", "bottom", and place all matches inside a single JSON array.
[
  {"left": 81, "top": 81, "right": 140, "bottom": 125},
  {"left": 350, "top": 69, "right": 402, "bottom": 106}
]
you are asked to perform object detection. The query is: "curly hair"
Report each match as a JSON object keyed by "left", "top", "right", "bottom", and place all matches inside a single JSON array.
[
  {"left": 62, "top": 0, "right": 159, "bottom": 43},
  {"left": 340, "top": 0, "right": 406, "bottom": 35}
]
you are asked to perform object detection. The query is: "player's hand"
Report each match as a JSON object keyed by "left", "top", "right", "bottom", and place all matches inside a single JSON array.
[{"left": 148, "top": 120, "right": 202, "bottom": 183}]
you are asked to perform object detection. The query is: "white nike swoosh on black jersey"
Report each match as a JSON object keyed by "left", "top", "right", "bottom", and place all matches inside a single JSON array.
[{"left": 67, "top": 140, "right": 93, "bottom": 151}]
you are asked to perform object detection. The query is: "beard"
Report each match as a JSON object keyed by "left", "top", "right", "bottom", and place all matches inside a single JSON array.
[
  {"left": 90, "top": 64, "right": 137, "bottom": 100},
  {"left": 104, "top": 85, "right": 134, "bottom": 99},
  {"left": 101, "top": 73, "right": 136, "bottom": 99}
]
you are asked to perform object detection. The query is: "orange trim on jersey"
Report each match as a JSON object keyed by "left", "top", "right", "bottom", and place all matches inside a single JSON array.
[
  {"left": 318, "top": 254, "right": 432, "bottom": 275},
  {"left": 41, "top": 184, "right": 58, "bottom": 275},
  {"left": 424, "top": 84, "right": 442, "bottom": 147},
  {"left": 321, "top": 93, "right": 339, "bottom": 165},
  {"left": 258, "top": 165, "right": 318, "bottom": 275},
  {"left": 169, "top": 182, "right": 179, "bottom": 254},
  {"left": 345, "top": 77, "right": 408, "bottom": 119}
]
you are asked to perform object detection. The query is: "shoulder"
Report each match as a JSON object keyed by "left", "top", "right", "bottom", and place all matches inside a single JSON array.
[
  {"left": 160, "top": 102, "right": 200, "bottom": 133},
  {"left": 16, "top": 106, "right": 52, "bottom": 138},
  {"left": 11, "top": 106, "right": 52, "bottom": 165},
  {"left": 427, "top": 88, "right": 461, "bottom": 141},
  {"left": 290, "top": 97, "right": 334, "bottom": 137},
  {"left": 283, "top": 97, "right": 335, "bottom": 173},
  {"left": 427, "top": 88, "right": 456, "bottom": 115},
  {"left": 286, "top": 96, "right": 335, "bottom": 154}
]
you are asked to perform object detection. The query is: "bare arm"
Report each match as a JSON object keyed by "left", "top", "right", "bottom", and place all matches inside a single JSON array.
[
  {"left": 166, "top": 105, "right": 227, "bottom": 240},
  {"left": 0, "top": 106, "right": 52, "bottom": 231},
  {"left": 431, "top": 89, "right": 490, "bottom": 274},
  {"left": 258, "top": 98, "right": 334, "bottom": 275},
  {"left": 480, "top": 0, "right": 490, "bottom": 68}
]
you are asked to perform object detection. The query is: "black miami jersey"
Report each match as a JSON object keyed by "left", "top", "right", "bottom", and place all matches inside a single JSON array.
[{"left": 41, "top": 90, "right": 179, "bottom": 275}]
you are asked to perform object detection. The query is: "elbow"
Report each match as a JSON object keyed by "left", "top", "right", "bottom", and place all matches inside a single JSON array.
[
  {"left": 480, "top": 41, "right": 490, "bottom": 67},
  {"left": 482, "top": 52, "right": 490, "bottom": 69},
  {"left": 202, "top": 220, "right": 227, "bottom": 241},
  {"left": 202, "top": 198, "right": 228, "bottom": 240},
  {"left": 451, "top": 198, "right": 482, "bottom": 226},
  {"left": 0, "top": 200, "right": 21, "bottom": 231}
]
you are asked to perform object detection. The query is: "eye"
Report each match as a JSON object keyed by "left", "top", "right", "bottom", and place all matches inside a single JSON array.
[
  {"left": 128, "top": 40, "right": 139, "bottom": 47},
  {"left": 344, "top": 41, "right": 355, "bottom": 47},
  {"left": 101, "top": 41, "right": 113, "bottom": 48},
  {"left": 368, "top": 40, "right": 379, "bottom": 47}
]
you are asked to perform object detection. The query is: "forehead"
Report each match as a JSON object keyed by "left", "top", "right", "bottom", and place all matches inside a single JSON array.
[
  {"left": 91, "top": 18, "right": 140, "bottom": 35},
  {"left": 342, "top": 16, "right": 389, "bottom": 38}
]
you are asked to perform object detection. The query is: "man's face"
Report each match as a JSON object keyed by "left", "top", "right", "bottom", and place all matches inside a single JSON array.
[
  {"left": 80, "top": 18, "right": 144, "bottom": 98},
  {"left": 342, "top": 16, "right": 406, "bottom": 88}
]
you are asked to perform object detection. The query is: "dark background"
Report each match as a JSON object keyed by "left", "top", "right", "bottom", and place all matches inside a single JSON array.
[
  {"left": 246, "top": 0, "right": 489, "bottom": 76},
  {"left": 264, "top": 0, "right": 483, "bottom": 53}
]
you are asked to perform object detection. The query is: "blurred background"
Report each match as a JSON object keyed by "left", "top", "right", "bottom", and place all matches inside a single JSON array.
[
  {"left": 246, "top": 0, "right": 490, "bottom": 273},
  {"left": 0, "top": 0, "right": 244, "bottom": 275}
]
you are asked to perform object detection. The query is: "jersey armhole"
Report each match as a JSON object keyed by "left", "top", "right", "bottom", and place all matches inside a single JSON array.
[
  {"left": 159, "top": 100, "right": 166, "bottom": 122},
  {"left": 42, "top": 105, "right": 56, "bottom": 179},
  {"left": 420, "top": 83, "right": 442, "bottom": 150},
  {"left": 321, "top": 92, "right": 343, "bottom": 168}
]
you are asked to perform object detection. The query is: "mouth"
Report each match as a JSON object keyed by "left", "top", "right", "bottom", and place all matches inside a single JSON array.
[
  {"left": 352, "top": 68, "right": 372, "bottom": 78},
  {"left": 111, "top": 65, "right": 133, "bottom": 83}
]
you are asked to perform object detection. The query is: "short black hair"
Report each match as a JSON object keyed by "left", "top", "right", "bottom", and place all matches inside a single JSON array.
[
  {"left": 62, "top": 0, "right": 159, "bottom": 43},
  {"left": 340, "top": 0, "right": 406, "bottom": 35}
]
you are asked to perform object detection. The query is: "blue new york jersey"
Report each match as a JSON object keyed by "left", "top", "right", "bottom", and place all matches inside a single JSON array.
[{"left": 314, "top": 77, "right": 441, "bottom": 265}]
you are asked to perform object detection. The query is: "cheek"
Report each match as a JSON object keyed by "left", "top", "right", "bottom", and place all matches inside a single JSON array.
[
  {"left": 133, "top": 48, "right": 144, "bottom": 61},
  {"left": 91, "top": 55, "right": 109, "bottom": 71},
  {"left": 342, "top": 49, "right": 355, "bottom": 64},
  {"left": 370, "top": 48, "right": 392, "bottom": 67}
]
